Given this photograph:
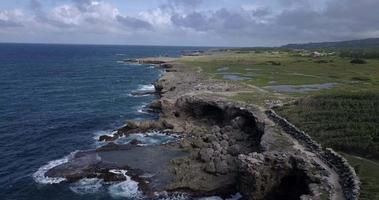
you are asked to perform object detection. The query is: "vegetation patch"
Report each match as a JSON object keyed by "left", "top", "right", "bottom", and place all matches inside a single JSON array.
[
  {"left": 350, "top": 58, "right": 368, "bottom": 64},
  {"left": 275, "top": 92, "right": 379, "bottom": 160},
  {"left": 341, "top": 153, "right": 379, "bottom": 200}
]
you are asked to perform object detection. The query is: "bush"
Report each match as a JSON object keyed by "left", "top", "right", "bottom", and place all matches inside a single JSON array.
[{"left": 350, "top": 58, "right": 367, "bottom": 64}]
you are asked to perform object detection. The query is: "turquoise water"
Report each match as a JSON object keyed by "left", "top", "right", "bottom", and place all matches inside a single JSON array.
[{"left": 0, "top": 43, "right": 207, "bottom": 200}]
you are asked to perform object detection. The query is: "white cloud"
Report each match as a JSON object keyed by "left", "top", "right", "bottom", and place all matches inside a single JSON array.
[{"left": 0, "top": 0, "right": 378, "bottom": 46}]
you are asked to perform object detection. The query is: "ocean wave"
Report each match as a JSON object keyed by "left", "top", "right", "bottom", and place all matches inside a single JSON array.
[
  {"left": 93, "top": 130, "right": 117, "bottom": 141},
  {"left": 157, "top": 193, "right": 190, "bottom": 200},
  {"left": 69, "top": 178, "right": 103, "bottom": 194},
  {"left": 137, "top": 84, "right": 155, "bottom": 92},
  {"left": 129, "top": 84, "right": 156, "bottom": 97},
  {"left": 108, "top": 169, "right": 141, "bottom": 199},
  {"left": 32, "top": 152, "right": 77, "bottom": 184},
  {"left": 114, "top": 131, "right": 177, "bottom": 146}
]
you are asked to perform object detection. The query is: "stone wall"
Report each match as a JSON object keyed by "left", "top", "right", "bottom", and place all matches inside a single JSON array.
[
  {"left": 266, "top": 109, "right": 360, "bottom": 200},
  {"left": 322, "top": 148, "right": 360, "bottom": 200}
]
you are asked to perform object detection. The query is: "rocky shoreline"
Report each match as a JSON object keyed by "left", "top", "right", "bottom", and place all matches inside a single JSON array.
[{"left": 45, "top": 58, "right": 359, "bottom": 199}]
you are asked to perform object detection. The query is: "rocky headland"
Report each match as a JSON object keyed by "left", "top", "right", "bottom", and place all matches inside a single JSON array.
[{"left": 46, "top": 57, "right": 359, "bottom": 199}]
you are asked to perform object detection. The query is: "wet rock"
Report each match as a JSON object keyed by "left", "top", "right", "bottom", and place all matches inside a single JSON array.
[
  {"left": 96, "top": 142, "right": 121, "bottom": 151},
  {"left": 99, "top": 135, "right": 116, "bottom": 142},
  {"left": 160, "top": 63, "right": 173, "bottom": 68},
  {"left": 166, "top": 69, "right": 177, "bottom": 72},
  {"left": 130, "top": 139, "right": 141, "bottom": 145},
  {"left": 99, "top": 170, "right": 126, "bottom": 182},
  {"left": 131, "top": 90, "right": 157, "bottom": 96},
  {"left": 126, "top": 121, "right": 139, "bottom": 129},
  {"left": 148, "top": 100, "right": 162, "bottom": 112}
]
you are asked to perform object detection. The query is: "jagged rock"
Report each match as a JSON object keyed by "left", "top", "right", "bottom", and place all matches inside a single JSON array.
[
  {"left": 99, "top": 135, "right": 116, "bottom": 142},
  {"left": 238, "top": 152, "right": 323, "bottom": 200},
  {"left": 199, "top": 148, "right": 214, "bottom": 162},
  {"left": 161, "top": 120, "right": 174, "bottom": 129},
  {"left": 228, "top": 144, "right": 242, "bottom": 156},
  {"left": 211, "top": 126, "right": 221, "bottom": 134},
  {"left": 214, "top": 158, "right": 229, "bottom": 174},
  {"left": 166, "top": 69, "right": 177, "bottom": 72},
  {"left": 127, "top": 121, "right": 139, "bottom": 129},
  {"left": 212, "top": 142, "right": 222, "bottom": 152},
  {"left": 191, "top": 138, "right": 206, "bottom": 148},
  {"left": 99, "top": 171, "right": 127, "bottom": 182},
  {"left": 160, "top": 63, "right": 173, "bottom": 68},
  {"left": 221, "top": 134, "right": 229, "bottom": 141},
  {"left": 233, "top": 131, "right": 246, "bottom": 141},
  {"left": 204, "top": 162, "right": 216, "bottom": 174},
  {"left": 221, "top": 126, "right": 233, "bottom": 135},
  {"left": 220, "top": 140, "right": 229, "bottom": 148},
  {"left": 203, "top": 134, "right": 218, "bottom": 143},
  {"left": 231, "top": 116, "right": 246, "bottom": 129},
  {"left": 96, "top": 142, "right": 121, "bottom": 151},
  {"left": 130, "top": 139, "right": 141, "bottom": 145},
  {"left": 148, "top": 100, "right": 162, "bottom": 111}
]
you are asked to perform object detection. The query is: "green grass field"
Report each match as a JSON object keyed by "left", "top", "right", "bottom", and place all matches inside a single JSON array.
[
  {"left": 178, "top": 50, "right": 379, "bottom": 199},
  {"left": 180, "top": 51, "right": 379, "bottom": 90}
]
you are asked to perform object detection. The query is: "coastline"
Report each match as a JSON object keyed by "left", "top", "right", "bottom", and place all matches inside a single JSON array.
[{"left": 41, "top": 55, "right": 359, "bottom": 199}]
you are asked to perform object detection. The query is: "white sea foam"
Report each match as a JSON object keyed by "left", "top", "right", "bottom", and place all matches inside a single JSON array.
[
  {"left": 93, "top": 130, "right": 116, "bottom": 141},
  {"left": 136, "top": 103, "right": 149, "bottom": 114},
  {"left": 69, "top": 178, "right": 103, "bottom": 194},
  {"left": 108, "top": 169, "right": 141, "bottom": 199},
  {"left": 153, "top": 191, "right": 190, "bottom": 200},
  {"left": 114, "top": 131, "right": 176, "bottom": 146},
  {"left": 137, "top": 84, "right": 155, "bottom": 91},
  {"left": 226, "top": 193, "right": 243, "bottom": 200},
  {"left": 196, "top": 192, "right": 242, "bottom": 200},
  {"left": 197, "top": 197, "right": 223, "bottom": 200},
  {"left": 32, "top": 152, "right": 76, "bottom": 184}
]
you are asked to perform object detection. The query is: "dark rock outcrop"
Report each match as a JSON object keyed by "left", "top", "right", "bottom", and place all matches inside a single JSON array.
[
  {"left": 267, "top": 109, "right": 360, "bottom": 200},
  {"left": 238, "top": 152, "right": 325, "bottom": 200}
]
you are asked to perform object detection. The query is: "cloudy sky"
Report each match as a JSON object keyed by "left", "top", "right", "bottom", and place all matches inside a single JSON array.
[{"left": 0, "top": 0, "right": 378, "bottom": 46}]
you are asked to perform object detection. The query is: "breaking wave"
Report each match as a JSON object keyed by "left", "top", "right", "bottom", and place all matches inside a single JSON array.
[
  {"left": 32, "top": 152, "right": 77, "bottom": 184},
  {"left": 69, "top": 178, "right": 104, "bottom": 194},
  {"left": 108, "top": 170, "right": 141, "bottom": 199}
]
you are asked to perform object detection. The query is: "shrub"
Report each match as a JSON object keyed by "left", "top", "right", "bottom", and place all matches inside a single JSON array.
[{"left": 350, "top": 58, "right": 367, "bottom": 64}]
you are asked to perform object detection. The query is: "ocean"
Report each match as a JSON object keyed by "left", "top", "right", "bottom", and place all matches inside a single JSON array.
[{"left": 0, "top": 43, "right": 208, "bottom": 200}]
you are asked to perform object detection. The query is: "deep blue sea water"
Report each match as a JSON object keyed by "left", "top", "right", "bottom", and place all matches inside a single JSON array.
[{"left": 0, "top": 44, "right": 208, "bottom": 200}]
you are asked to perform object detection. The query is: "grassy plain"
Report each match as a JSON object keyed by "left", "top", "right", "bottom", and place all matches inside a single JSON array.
[{"left": 177, "top": 50, "right": 379, "bottom": 199}]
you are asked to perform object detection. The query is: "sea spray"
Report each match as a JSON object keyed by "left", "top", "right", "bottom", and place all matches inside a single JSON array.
[
  {"left": 33, "top": 152, "right": 77, "bottom": 184},
  {"left": 69, "top": 178, "right": 104, "bottom": 194},
  {"left": 108, "top": 170, "right": 141, "bottom": 199}
]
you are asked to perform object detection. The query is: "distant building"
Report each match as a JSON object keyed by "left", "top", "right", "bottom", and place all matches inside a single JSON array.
[{"left": 312, "top": 51, "right": 322, "bottom": 58}]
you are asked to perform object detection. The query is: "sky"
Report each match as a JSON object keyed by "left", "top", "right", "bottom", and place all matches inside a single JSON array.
[{"left": 0, "top": 0, "right": 378, "bottom": 47}]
